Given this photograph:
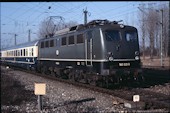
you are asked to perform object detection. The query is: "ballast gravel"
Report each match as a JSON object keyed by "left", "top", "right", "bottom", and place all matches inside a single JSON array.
[{"left": 1, "top": 66, "right": 169, "bottom": 113}]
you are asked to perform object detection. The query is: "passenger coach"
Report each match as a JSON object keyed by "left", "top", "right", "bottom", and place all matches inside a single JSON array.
[{"left": 1, "top": 40, "right": 39, "bottom": 70}]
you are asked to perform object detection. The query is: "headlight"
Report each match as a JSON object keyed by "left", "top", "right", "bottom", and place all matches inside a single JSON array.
[
  {"left": 109, "top": 57, "right": 114, "bottom": 61},
  {"left": 135, "top": 56, "right": 139, "bottom": 60},
  {"left": 135, "top": 51, "right": 139, "bottom": 55}
]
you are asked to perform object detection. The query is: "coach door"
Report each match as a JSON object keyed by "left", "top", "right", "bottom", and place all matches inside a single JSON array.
[{"left": 85, "top": 31, "right": 93, "bottom": 66}]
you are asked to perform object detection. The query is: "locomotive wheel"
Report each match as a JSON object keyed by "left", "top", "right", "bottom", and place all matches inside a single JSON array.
[
  {"left": 50, "top": 71, "right": 56, "bottom": 77},
  {"left": 86, "top": 74, "right": 97, "bottom": 86},
  {"left": 87, "top": 78, "right": 96, "bottom": 86},
  {"left": 60, "top": 69, "right": 69, "bottom": 79},
  {"left": 40, "top": 66, "right": 48, "bottom": 75},
  {"left": 133, "top": 74, "right": 145, "bottom": 86},
  {"left": 68, "top": 69, "right": 75, "bottom": 82}
]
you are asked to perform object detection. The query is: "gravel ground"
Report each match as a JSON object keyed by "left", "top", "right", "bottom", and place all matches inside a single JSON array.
[
  {"left": 143, "top": 83, "right": 170, "bottom": 96},
  {"left": 1, "top": 66, "right": 170, "bottom": 113}
]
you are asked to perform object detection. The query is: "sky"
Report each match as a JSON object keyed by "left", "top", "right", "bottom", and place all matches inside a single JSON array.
[{"left": 0, "top": 1, "right": 168, "bottom": 49}]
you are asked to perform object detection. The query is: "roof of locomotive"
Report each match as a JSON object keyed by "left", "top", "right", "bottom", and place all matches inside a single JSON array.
[
  {"left": 1, "top": 40, "right": 39, "bottom": 51},
  {"left": 52, "top": 19, "right": 137, "bottom": 37}
]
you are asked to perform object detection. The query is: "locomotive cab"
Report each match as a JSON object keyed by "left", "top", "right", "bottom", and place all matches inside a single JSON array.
[
  {"left": 95, "top": 23, "right": 143, "bottom": 82},
  {"left": 104, "top": 25, "right": 141, "bottom": 68}
]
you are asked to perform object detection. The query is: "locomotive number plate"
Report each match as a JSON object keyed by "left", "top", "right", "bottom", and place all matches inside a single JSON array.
[{"left": 119, "top": 63, "right": 130, "bottom": 66}]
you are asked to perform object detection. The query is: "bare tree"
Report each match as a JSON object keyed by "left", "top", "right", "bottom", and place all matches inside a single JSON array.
[
  {"left": 161, "top": 5, "right": 169, "bottom": 57},
  {"left": 138, "top": 3, "right": 147, "bottom": 59},
  {"left": 138, "top": 2, "right": 169, "bottom": 58},
  {"left": 38, "top": 18, "right": 55, "bottom": 38},
  {"left": 145, "top": 4, "right": 159, "bottom": 59},
  {"left": 38, "top": 17, "right": 78, "bottom": 39},
  {"left": 155, "top": 4, "right": 169, "bottom": 58}
]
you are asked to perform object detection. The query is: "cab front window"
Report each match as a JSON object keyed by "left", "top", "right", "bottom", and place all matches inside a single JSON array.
[
  {"left": 105, "top": 30, "right": 120, "bottom": 41},
  {"left": 125, "top": 31, "right": 137, "bottom": 42}
]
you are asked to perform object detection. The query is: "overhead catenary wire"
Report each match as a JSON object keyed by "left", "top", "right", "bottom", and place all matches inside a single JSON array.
[{"left": 1, "top": 2, "right": 168, "bottom": 48}]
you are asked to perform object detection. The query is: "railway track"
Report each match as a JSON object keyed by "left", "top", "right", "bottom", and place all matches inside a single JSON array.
[{"left": 3, "top": 65, "right": 170, "bottom": 111}]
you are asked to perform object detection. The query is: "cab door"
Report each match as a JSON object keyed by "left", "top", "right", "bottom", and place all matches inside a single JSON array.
[{"left": 85, "top": 30, "right": 93, "bottom": 66}]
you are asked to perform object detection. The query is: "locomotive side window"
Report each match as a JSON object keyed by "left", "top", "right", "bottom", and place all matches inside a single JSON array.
[
  {"left": 105, "top": 30, "right": 120, "bottom": 41},
  {"left": 77, "top": 34, "right": 84, "bottom": 44},
  {"left": 41, "top": 42, "right": 44, "bottom": 48},
  {"left": 125, "top": 31, "right": 137, "bottom": 42},
  {"left": 45, "top": 41, "right": 49, "bottom": 48},
  {"left": 68, "top": 35, "right": 74, "bottom": 45},
  {"left": 62, "top": 37, "right": 67, "bottom": 46},
  {"left": 50, "top": 40, "right": 54, "bottom": 47}
]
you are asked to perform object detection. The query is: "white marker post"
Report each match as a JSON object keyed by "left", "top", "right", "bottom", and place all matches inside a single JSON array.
[
  {"left": 133, "top": 95, "right": 140, "bottom": 112},
  {"left": 34, "top": 83, "right": 46, "bottom": 112}
]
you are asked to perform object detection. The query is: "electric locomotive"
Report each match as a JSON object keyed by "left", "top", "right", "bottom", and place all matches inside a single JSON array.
[{"left": 37, "top": 19, "right": 142, "bottom": 85}]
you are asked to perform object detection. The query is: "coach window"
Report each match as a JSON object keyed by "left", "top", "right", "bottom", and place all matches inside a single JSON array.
[
  {"left": 68, "top": 35, "right": 74, "bottom": 45},
  {"left": 50, "top": 40, "right": 54, "bottom": 47},
  {"left": 18, "top": 50, "right": 19, "bottom": 56},
  {"left": 15, "top": 50, "right": 17, "bottom": 56},
  {"left": 29, "top": 48, "right": 32, "bottom": 56},
  {"left": 23, "top": 49, "right": 26, "bottom": 56},
  {"left": 41, "top": 41, "right": 44, "bottom": 48},
  {"left": 19, "top": 50, "right": 21, "bottom": 56},
  {"left": 62, "top": 37, "right": 67, "bottom": 46},
  {"left": 77, "top": 34, "right": 84, "bottom": 44},
  {"left": 21, "top": 49, "right": 22, "bottom": 56},
  {"left": 32, "top": 48, "right": 34, "bottom": 56},
  {"left": 17, "top": 50, "right": 18, "bottom": 56},
  {"left": 26, "top": 49, "right": 28, "bottom": 56},
  {"left": 45, "top": 40, "right": 49, "bottom": 48},
  {"left": 17, "top": 50, "right": 20, "bottom": 56}
]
